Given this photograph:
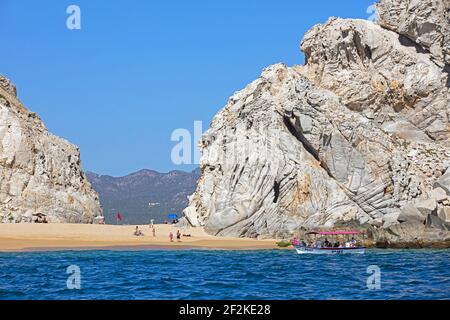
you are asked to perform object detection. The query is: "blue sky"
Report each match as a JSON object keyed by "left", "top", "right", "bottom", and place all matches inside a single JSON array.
[{"left": 1, "top": 0, "right": 375, "bottom": 176}]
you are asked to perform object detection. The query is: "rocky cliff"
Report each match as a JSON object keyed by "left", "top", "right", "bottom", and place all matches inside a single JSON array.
[
  {"left": 0, "top": 75, "right": 103, "bottom": 223},
  {"left": 183, "top": 0, "right": 450, "bottom": 246}
]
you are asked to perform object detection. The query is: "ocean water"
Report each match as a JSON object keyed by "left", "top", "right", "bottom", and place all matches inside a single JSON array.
[{"left": 0, "top": 249, "right": 449, "bottom": 300}]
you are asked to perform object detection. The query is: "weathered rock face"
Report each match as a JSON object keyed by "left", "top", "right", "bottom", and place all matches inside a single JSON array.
[
  {"left": 0, "top": 75, "right": 103, "bottom": 223},
  {"left": 376, "top": 0, "right": 450, "bottom": 67},
  {"left": 185, "top": 65, "right": 362, "bottom": 238},
  {"left": 183, "top": 0, "right": 450, "bottom": 244},
  {"left": 301, "top": 17, "right": 449, "bottom": 141}
]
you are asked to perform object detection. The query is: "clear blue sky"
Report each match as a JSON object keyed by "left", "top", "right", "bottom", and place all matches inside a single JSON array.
[{"left": 1, "top": 0, "right": 375, "bottom": 176}]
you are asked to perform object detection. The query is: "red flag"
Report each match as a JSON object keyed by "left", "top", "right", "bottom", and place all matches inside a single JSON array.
[{"left": 117, "top": 212, "right": 122, "bottom": 222}]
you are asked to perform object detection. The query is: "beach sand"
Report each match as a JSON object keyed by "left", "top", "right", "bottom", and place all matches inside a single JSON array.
[{"left": 0, "top": 223, "right": 280, "bottom": 252}]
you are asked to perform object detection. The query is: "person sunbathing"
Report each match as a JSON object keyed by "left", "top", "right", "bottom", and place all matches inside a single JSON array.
[{"left": 134, "top": 226, "right": 144, "bottom": 236}]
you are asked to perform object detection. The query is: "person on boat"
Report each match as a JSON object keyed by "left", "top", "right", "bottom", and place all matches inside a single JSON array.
[
  {"left": 324, "top": 238, "right": 330, "bottom": 248},
  {"left": 301, "top": 240, "right": 307, "bottom": 247},
  {"left": 315, "top": 239, "right": 322, "bottom": 248},
  {"left": 292, "top": 237, "right": 299, "bottom": 246},
  {"left": 351, "top": 237, "right": 357, "bottom": 247},
  {"left": 333, "top": 241, "right": 340, "bottom": 248}
]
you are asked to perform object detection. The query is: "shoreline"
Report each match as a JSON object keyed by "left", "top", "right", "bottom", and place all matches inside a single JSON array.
[
  {"left": 3, "top": 244, "right": 282, "bottom": 253},
  {"left": 0, "top": 242, "right": 283, "bottom": 253}
]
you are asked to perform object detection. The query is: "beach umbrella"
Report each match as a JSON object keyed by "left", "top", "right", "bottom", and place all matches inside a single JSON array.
[{"left": 167, "top": 214, "right": 178, "bottom": 219}]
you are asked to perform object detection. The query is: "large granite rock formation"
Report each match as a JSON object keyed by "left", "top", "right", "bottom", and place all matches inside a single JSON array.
[
  {"left": 0, "top": 75, "right": 103, "bottom": 223},
  {"left": 376, "top": 0, "right": 450, "bottom": 67},
  {"left": 183, "top": 0, "right": 450, "bottom": 245}
]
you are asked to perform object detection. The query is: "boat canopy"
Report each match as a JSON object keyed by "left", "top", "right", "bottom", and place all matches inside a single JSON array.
[{"left": 307, "top": 230, "right": 362, "bottom": 235}]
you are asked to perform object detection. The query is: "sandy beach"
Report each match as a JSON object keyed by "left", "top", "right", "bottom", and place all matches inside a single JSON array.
[{"left": 0, "top": 223, "right": 280, "bottom": 252}]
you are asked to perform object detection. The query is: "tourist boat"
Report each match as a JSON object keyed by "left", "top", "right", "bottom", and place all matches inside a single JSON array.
[{"left": 293, "top": 230, "right": 366, "bottom": 255}]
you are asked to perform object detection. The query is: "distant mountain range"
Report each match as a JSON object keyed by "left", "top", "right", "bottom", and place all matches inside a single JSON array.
[{"left": 86, "top": 168, "right": 200, "bottom": 225}]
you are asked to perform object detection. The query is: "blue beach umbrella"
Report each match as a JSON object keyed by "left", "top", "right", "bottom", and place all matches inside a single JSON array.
[{"left": 167, "top": 214, "right": 178, "bottom": 219}]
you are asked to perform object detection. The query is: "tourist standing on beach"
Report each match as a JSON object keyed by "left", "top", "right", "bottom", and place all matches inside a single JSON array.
[
  {"left": 152, "top": 227, "right": 156, "bottom": 237},
  {"left": 169, "top": 231, "right": 174, "bottom": 242},
  {"left": 176, "top": 230, "right": 181, "bottom": 242}
]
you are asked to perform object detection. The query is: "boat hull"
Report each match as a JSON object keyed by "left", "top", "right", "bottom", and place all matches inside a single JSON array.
[{"left": 294, "top": 246, "right": 365, "bottom": 255}]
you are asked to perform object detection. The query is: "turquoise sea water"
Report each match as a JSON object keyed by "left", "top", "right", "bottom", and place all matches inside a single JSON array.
[{"left": 0, "top": 249, "right": 449, "bottom": 300}]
